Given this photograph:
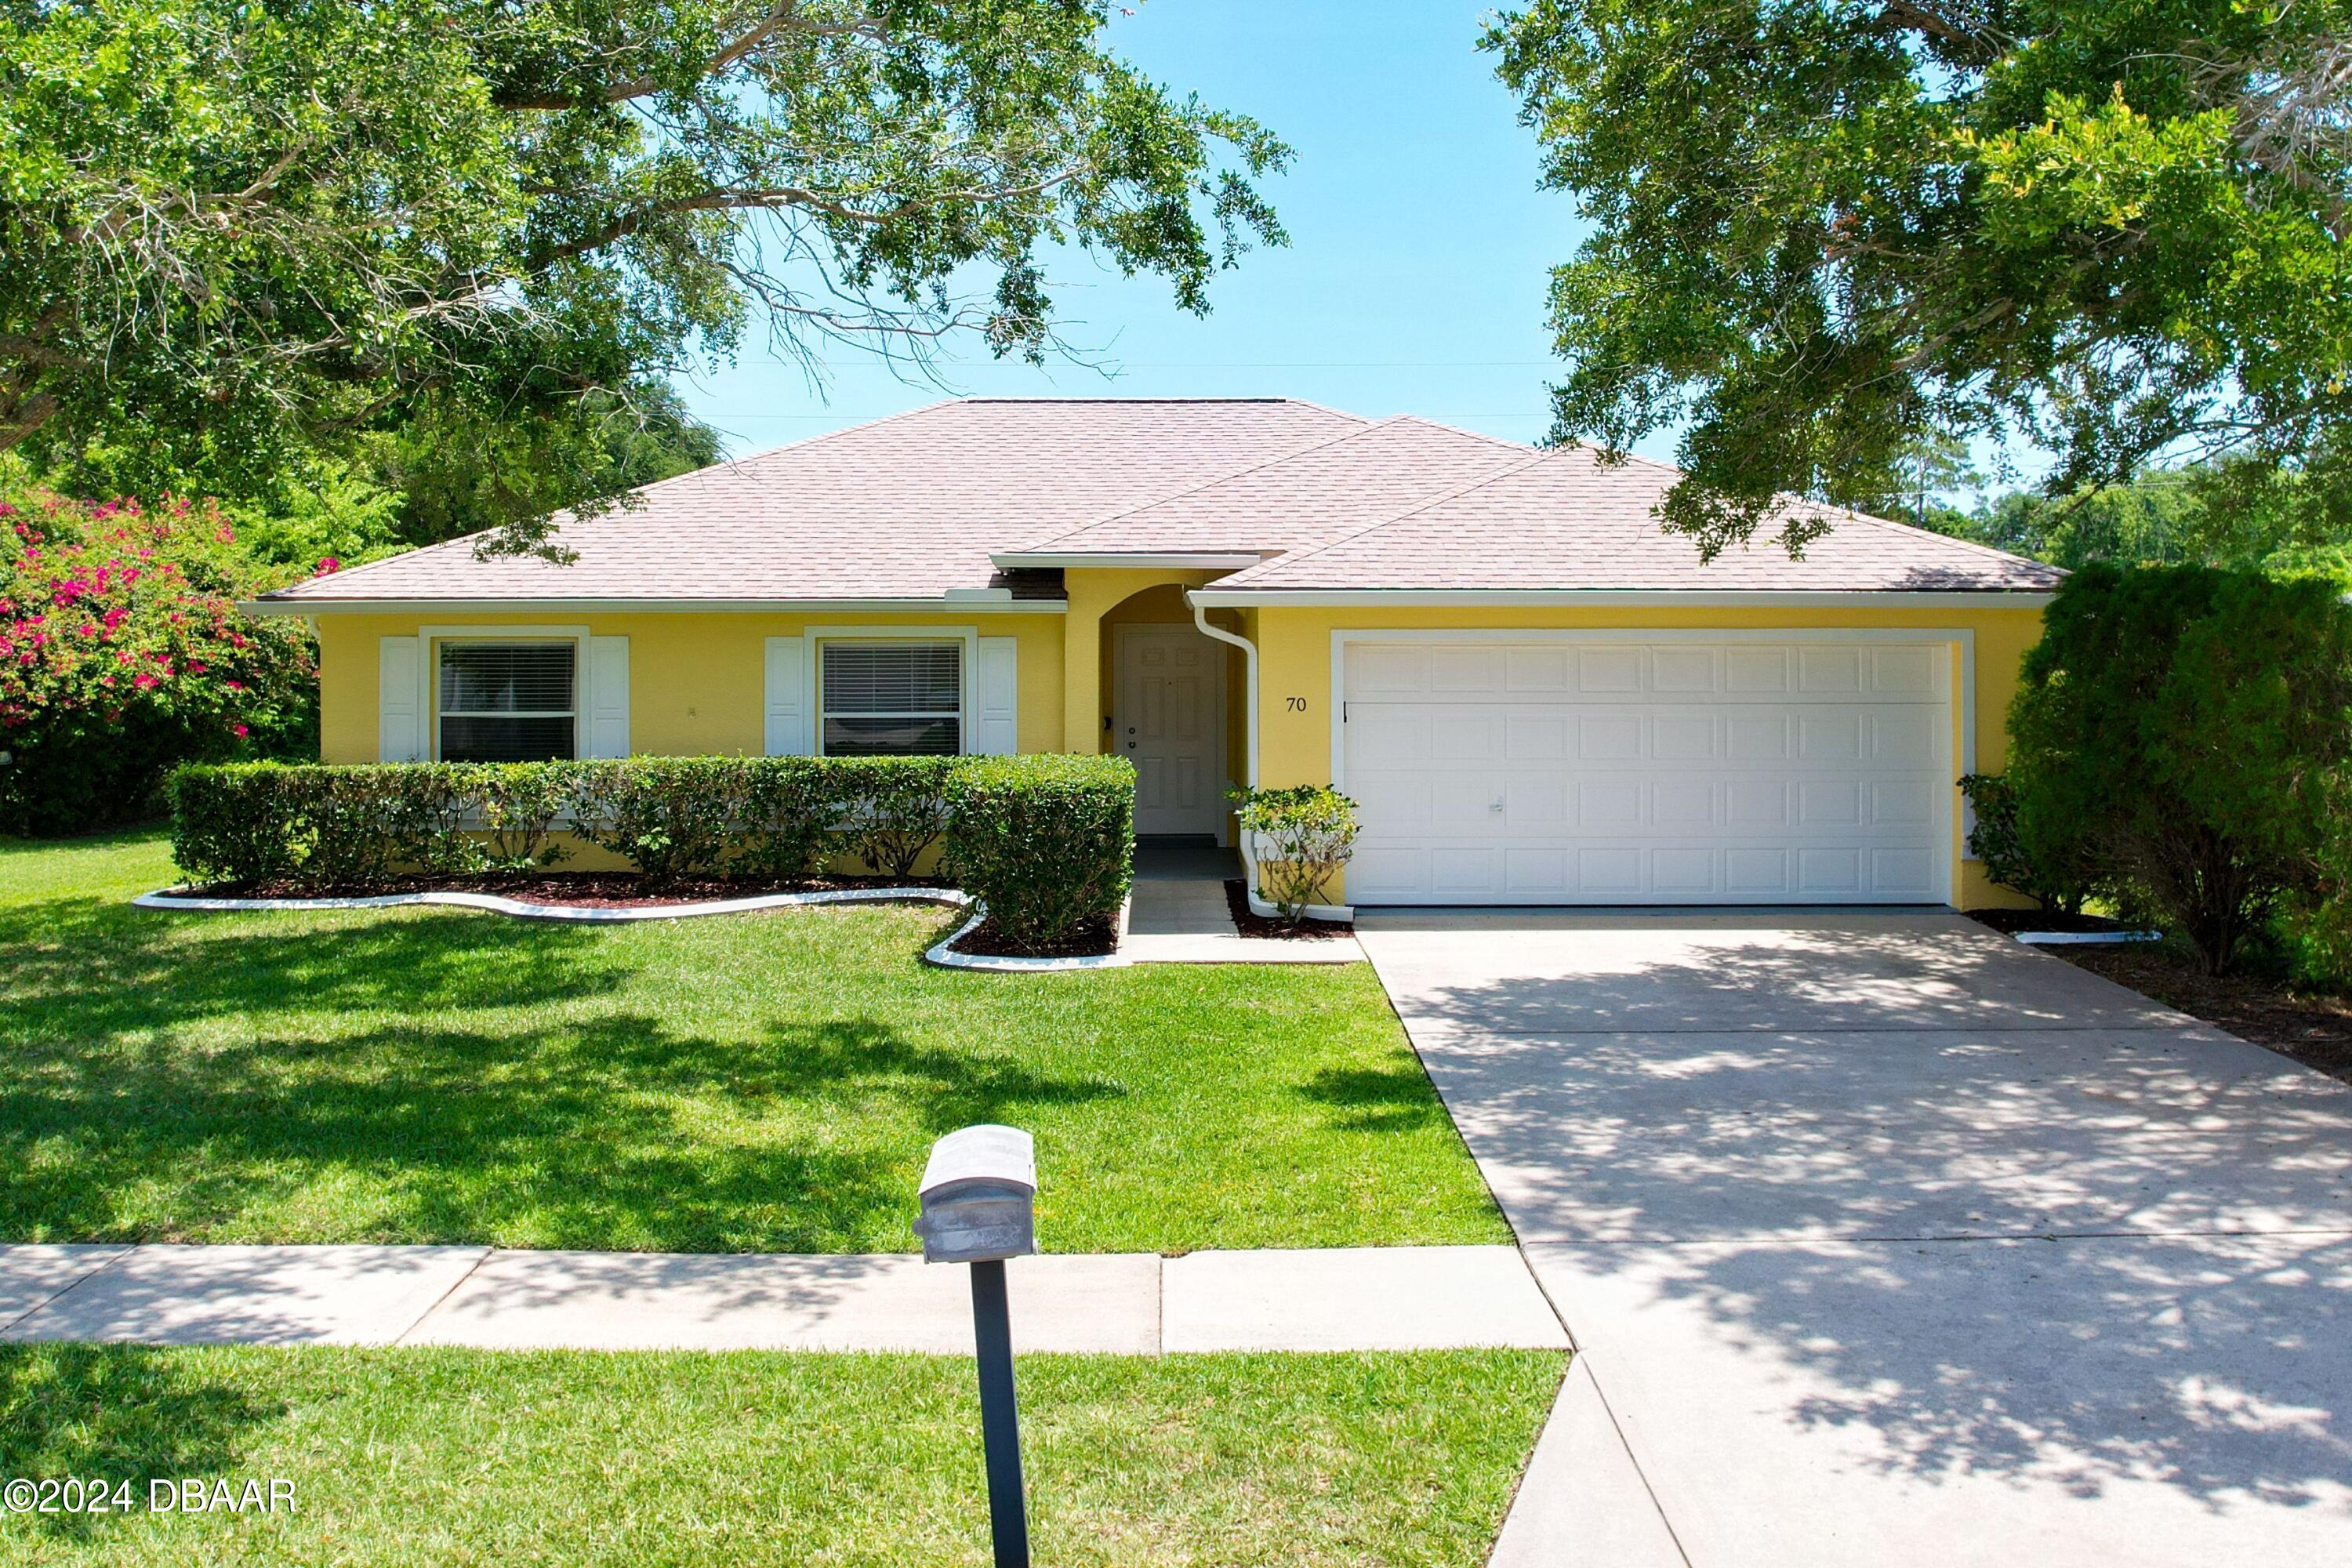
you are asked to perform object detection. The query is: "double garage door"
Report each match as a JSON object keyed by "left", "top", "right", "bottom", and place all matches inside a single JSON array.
[{"left": 1341, "top": 636, "right": 1954, "bottom": 906}]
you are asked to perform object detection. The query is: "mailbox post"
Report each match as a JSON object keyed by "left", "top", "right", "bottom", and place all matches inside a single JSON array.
[{"left": 915, "top": 1124, "right": 1037, "bottom": 1568}]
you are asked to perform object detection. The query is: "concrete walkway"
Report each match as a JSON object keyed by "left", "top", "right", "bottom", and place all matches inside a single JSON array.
[
  {"left": 1123, "top": 837, "right": 1362, "bottom": 964},
  {"left": 0, "top": 1243, "right": 1565, "bottom": 1356},
  {"left": 1358, "top": 910, "right": 2352, "bottom": 1568}
]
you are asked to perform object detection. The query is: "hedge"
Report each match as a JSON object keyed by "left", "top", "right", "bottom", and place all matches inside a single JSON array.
[
  {"left": 165, "top": 753, "right": 1137, "bottom": 949},
  {"left": 942, "top": 755, "right": 1135, "bottom": 949},
  {"left": 2001, "top": 564, "right": 2352, "bottom": 974}
]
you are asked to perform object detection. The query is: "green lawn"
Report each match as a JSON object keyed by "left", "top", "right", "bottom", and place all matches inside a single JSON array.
[
  {"left": 0, "top": 1345, "right": 1563, "bottom": 1566},
  {"left": 0, "top": 831, "right": 1508, "bottom": 1253}
]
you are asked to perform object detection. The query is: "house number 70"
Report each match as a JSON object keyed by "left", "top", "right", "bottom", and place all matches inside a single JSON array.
[{"left": 1284, "top": 697, "right": 1308, "bottom": 712}]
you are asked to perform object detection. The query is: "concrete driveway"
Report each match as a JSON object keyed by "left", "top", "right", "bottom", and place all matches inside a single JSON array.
[{"left": 1356, "top": 910, "right": 2352, "bottom": 1567}]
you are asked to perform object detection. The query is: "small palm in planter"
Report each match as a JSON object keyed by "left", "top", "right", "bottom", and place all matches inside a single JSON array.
[{"left": 1230, "top": 784, "right": 1359, "bottom": 927}]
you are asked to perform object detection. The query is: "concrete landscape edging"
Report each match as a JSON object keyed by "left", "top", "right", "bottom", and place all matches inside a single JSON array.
[{"left": 132, "top": 884, "right": 1134, "bottom": 972}]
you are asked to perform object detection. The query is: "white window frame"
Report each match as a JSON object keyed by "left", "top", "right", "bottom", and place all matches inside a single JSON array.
[
  {"left": 420, "top": 623, "right": 592, "bottom": 762},
  {"left": 811, "top": 628, "right": 976, "bottom": 758}
]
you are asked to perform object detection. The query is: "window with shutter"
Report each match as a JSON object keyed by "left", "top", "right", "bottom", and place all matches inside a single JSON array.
[
  {"left": 819, "top": 642, "right": 963, "bottom": 756},
  {"left": 437, "top": 642, "right": 578, "bottom": 761}
]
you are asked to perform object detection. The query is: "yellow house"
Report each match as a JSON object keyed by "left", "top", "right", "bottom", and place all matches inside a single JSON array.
[{"left": 252, "top": 397, "right": 2060, "bottom": 909}]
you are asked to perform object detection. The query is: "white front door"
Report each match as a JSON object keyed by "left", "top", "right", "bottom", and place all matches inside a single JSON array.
[
  {"left": 1118, "top": 625, "right": 1225, "bottom": 837},
  {"left": 1341, "top": 636, "right": 1953, "bottom": 905}
]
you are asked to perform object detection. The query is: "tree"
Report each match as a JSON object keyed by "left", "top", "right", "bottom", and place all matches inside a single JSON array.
[
  {"left": 2, "top": 0, "right": 1288, "bottom": 554},
  {"left": 1486, "top": 0, "right": 2352, "bottom": 557},
  {"left": 2005, "top": 564, "right": 2352, "bottom": 973}
]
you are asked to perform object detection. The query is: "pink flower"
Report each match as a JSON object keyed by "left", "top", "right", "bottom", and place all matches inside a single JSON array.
[
  {"left": 132, "top": 673, "right": 158, "bottom": 690},
  {"left": 314, "top": 556, "right": 340, "bottom": 575},
  {"left": 225, "top": 679, "right": 244, "bottom": 691},
  {"left": 232, "top": 722, "right": 249, "bottom": 737}
]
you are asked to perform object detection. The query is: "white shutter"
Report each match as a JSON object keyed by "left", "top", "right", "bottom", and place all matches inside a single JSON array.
[
  {"left": 379, "top": 636, "right": 424, "bottom": 761},
  {"left": 764, "top": 637, "right": 810, "bottom": 755},
  {"left": 583, "top": 635, "right": 630, "bottom": 757},
  {"left": 975, "top": 636, "right": 1018, "bottom": 755}
]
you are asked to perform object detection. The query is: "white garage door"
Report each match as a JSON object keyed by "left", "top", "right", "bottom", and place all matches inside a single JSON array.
[{"left": 1341, "top": 637, "right": 1951, "bottom": 905}]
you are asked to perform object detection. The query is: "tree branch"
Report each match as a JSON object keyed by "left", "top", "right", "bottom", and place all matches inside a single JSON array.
[{"left": 489, "top": 2, "right": 888, "bottom": 111}]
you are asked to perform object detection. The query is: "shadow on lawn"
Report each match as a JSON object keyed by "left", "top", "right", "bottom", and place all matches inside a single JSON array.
[
  {"left": 0, "top": 895, "right": 627, "bottom": 1037},
  {"left": 1294, "top": 1063, "right": 1454, "bottom": 1133},
  {"left": 0, "top": 1005, "right": 1124, "bottom": 1253},
  {"left": 0, "top": 1345, "right": 283, "bottom": 1544}
]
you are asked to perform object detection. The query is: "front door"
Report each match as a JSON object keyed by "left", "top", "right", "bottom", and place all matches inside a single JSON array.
[{"left": 1117, "top": 625, "right": 1225, "bottom": 837}]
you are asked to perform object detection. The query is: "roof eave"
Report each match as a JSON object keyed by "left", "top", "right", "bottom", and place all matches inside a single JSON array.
[
  {"left": 989, "top": 551, "right": 1265, "bottom": 571},
  {"left": 1185, "top": 587, "right": 2058, "bottom": 608},
  {"left": 241, "top": 593, "right": 1069, "bottom": 617}
]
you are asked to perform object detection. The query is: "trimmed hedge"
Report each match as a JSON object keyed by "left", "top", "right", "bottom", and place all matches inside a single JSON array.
[
  {"left": 165, "top": 753, "right": 1137, "bottom": 950},
  {"left": 943, "top": 755, "right": 1135, "bottom": 949}
]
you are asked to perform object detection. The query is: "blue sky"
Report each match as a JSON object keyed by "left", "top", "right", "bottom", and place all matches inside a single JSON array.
[{"left": 670, "top": 1, "right": 1664, "bottom": 461}]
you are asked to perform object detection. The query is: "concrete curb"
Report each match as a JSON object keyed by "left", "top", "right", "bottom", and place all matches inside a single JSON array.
[{"left": 135, "top": 884, "right": 1137, "bottom": 973}]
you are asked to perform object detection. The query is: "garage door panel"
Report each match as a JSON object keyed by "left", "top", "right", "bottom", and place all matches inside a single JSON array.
[
  {"left": 1653, "top": 715, "right": 1716, "bottom": 760},
  {"left": 1342, "top": 638, "right": 1952, "bottom": 906}
]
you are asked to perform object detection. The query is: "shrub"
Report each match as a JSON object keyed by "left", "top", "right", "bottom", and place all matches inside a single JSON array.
[
  {"left": 1, "top": 495, "right": 318, "bottom": 833},
  {"left": 830, "top": 755, "right": 957, "bottom": 877},
  {"left": 1957, "top": 771, "right": 2103, "bottom": 915},
  {"left": 568, "top": 757, "right": 741, "bottom": 887},
  {"left": 473, "top": 762, "right": 572, "bottom": 873},
  {"left": 2007, "top": 564, "right": 2352, "bottom": 973},
  {"left": 166, "top": 762, "right": 310, "bottom": 887},
  {"left": 733, "top": 757, "right": 838, "bottom": 877},
  {"left": 1231, "top": 784, "right": 1359, "bottom": 926},
  {"left": 944, "top": 755, "right": 1134, "bottom": 951}
]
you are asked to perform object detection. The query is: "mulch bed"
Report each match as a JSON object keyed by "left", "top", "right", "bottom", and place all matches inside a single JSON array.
[
  {"left": 1962, "top": 907, "right": 2143, "bottom": 936},
  {"left": 1223, "top": 879, "right": 1356, "bottom": 940},
  {"left": 947, "top": 913, "right": 1119, "bottom": 960},
  {"left": 184, "top": 873, "right": 953, "bottom": 909},
  {"left": 1969, "top": 910, "right": 2352, "bottom": 1086}
]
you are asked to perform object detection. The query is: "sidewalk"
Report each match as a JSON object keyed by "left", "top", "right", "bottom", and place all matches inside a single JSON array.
[{"left": 0, "top": 1243, "right": 1566, "bottom": 1355}]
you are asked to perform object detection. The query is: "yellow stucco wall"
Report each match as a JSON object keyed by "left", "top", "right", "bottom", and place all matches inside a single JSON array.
[
  {"left": 309, "top": 591, "right": 2043, "bottom": 908},
  {"left": 314, "top": 611, "right": 1068, "bottom": 764},
  {"left": 1245, "top": 602, "right": 2045, "bottom": 909}
]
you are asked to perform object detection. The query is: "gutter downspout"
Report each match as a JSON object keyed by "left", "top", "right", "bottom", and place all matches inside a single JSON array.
[
  {"left": 1189, "top": 597, "right": 1258, "bottom": 788},
  {"left": 1190, "top": 595, "right": 1260, "bottom": 877}
]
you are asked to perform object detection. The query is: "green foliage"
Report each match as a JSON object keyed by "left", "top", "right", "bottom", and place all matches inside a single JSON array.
[
  {"left": 1232, "top": 784, "right": 1359, "bottom": 926},
  {"left": 165, "top": 762, "right": 307, "bottom": 889},
  {"left": 473, "top": 763, "right": 573, "bottom": 873},
  {"left": 162, "top": 754, "right": 1087, "bottom": 895},
  {"left": 944, "top": 754, "right": 1135, "bottom": 952},
  {"left": 1928, "top": 456, "right": 2352, "bottom": 575},
  {"left": 732, "top": 756, "right": 840, "bottom": 879},
  {"left": 1487, "top": 0, "right": 2352, "bottom": 557},
  {"left": 1957, "top": 771, "right": 2102, "bottom": 915},
  {"left": 829, "top": 756, "right": 958, "bottom": 879},
  {"left": 2006, "top": 565, "right": 2352, "bottom": 972},
  {"left": 2, "top": 0, "right": 1288, "bottom": 554},
  {"left": 568, "top": 757, "right": 742, "bottom": 889},
  {"left": 0, "top": 495, "right": 317, "bottom": 834}
]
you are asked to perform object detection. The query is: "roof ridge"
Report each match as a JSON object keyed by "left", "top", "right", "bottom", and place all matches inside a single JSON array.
[
  {"left": 1015, "top": 410, "right": 1387, "bottom": 550},
  {"left": 1223, "top": 445, "right": 1562, "bottom": 584},
  {"left": 1835, "top": 503, "right": 2063, "bottom": 574}
]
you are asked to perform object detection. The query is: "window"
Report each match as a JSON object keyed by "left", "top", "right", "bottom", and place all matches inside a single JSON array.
[
  {"left": 438, "top": 642, "right": 576, "bottom": 761},
  {"left": 821, "top": 641, "right": 962, "bottom": 756}
]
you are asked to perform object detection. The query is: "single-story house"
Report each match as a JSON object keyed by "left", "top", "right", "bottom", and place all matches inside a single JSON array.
[{"left": 253, "top": 397, "right": 2060, "bottom": 908}]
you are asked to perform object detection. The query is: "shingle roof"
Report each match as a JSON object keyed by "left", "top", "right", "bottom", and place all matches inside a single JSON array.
[
  {"left": 260, "top": 397, "right": 1365, "bottom": 604},
  {"left": 1210, "top": 445, "right": 2064, "bottom": 594},
  {"left": 1011, "top": 416, "right": 1533, "bottom": 560},
  {"left": 259, "top": 397, "right": 2057, "bottom": 605}
]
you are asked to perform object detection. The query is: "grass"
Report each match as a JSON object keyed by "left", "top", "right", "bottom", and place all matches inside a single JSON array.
[
  {"left": 0, "top": 830, "right": 1509, "bottom": 1253},
  {"left": 0, "top": 1345, "right": 1564, "bottom": 1566}
]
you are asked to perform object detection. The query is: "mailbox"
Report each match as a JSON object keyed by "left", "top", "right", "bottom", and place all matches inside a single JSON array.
[{"left": 914, "top": 1124, "right": 1037, "bottom": 1265}]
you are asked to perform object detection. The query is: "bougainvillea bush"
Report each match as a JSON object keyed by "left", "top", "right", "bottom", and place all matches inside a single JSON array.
[{"left": 0, "top": 495, "right": 318, "bottom": 833}]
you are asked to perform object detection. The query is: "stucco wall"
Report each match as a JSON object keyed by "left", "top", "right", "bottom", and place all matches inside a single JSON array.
[{"left": 314, "top": 610, "right": 1068, "bottom": 764}]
